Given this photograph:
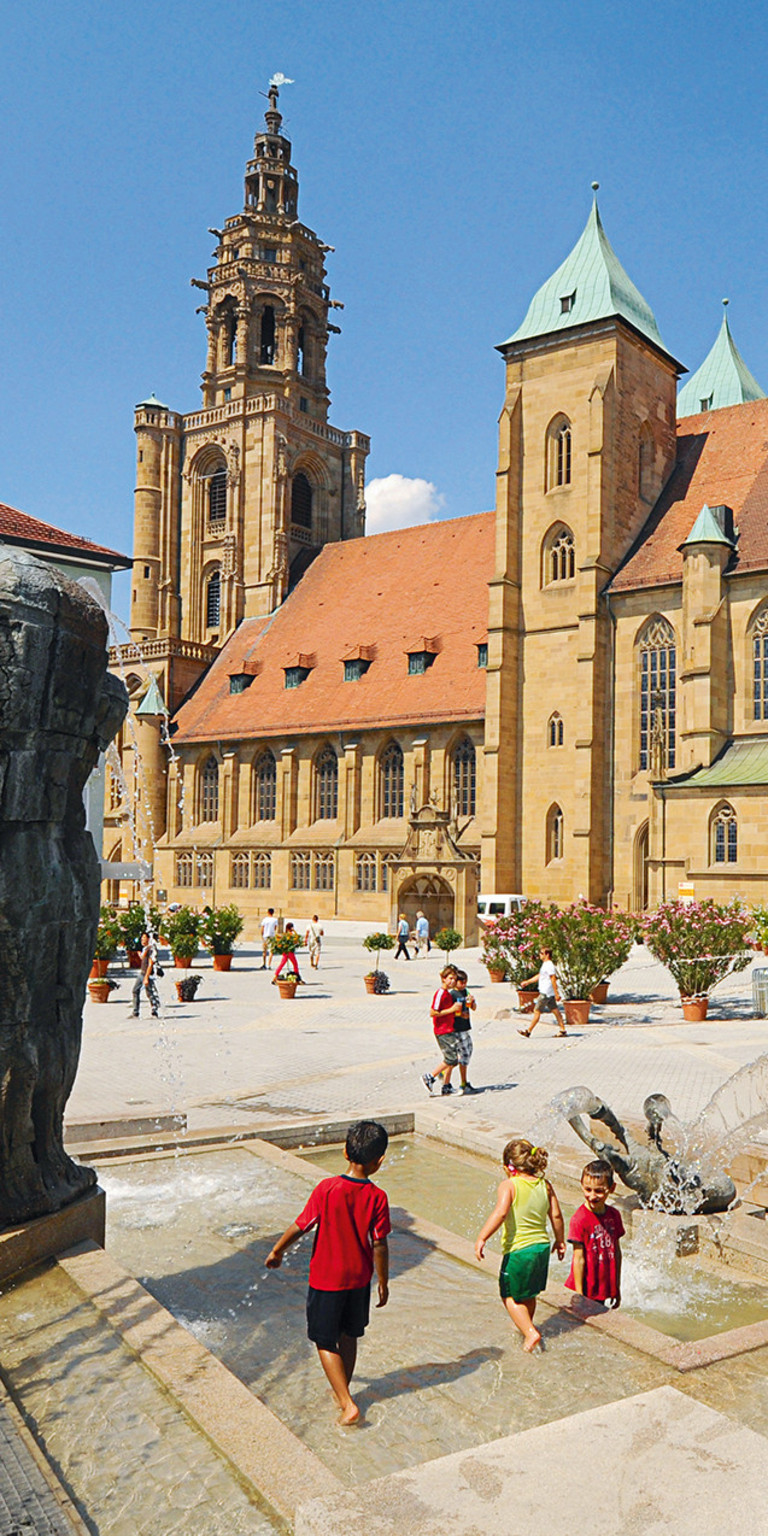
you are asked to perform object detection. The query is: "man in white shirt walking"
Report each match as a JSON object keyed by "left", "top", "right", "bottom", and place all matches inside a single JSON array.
[
  {"left": 260, "top": 908, "right": 278, "bottom": 970},
  {"left": 518, "top": 947, "right": 567, "bottom": 1038}
]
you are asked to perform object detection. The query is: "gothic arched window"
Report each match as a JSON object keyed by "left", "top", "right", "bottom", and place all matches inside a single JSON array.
[
  {"left": 452, "top": 736, "right": 477, "bottom": 817},
  {"left": 548, "top": 713, "right": 564, "bottom": 748},
  {"left": 545, "top": 526, "right": 576, "bottom": 584},
  {"left": 356, "top": 853, "right": 377, "bottom": 892},
  {"left": 315, "top": 746, "right": 338, "bottom": 820},
  {"left": 711, "top": 802, "right": 738, "bottom": 864},
  {"left": 206, "top": 569, "right": 221, "bottom": 629},
  {"left": 751, "top": 606, "right": 768, "bottom": 721},
  {"left": 200, "top": 755, "right": 219, "bottom": 822},
  {"left": 546, "top": 416, "right": 572, "bottom": 489},
  {"left": 380, "top": 742, "right": 404, "bottom": 819},
  {"left": 260, "top": 305, "right": 276, "bottom": 365},
  {"left": 208, "top": 468, "right": 227, "bottom": 526},
  {"left": 231, "top": 852, "right": 250, "bottom": 889},
  {"left": 546, "top": 803, "right": 564, "bottom": 863},
  {"left": 638, "top": 617, "right": 676, "bottom": 771},
  {"left": 291, "top": 473, "right": 313, "bottom": 530},
  {"left": 253, "top": 750, "right": 276, "bottom": 821}
]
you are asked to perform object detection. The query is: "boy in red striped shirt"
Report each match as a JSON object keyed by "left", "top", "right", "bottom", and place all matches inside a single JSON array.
[
  {"left": 421, "top": 965, "right": 462, "bottom": 1096},
  {"left": 266, "top": 1120, "right": 390, "bottom": 1425}
]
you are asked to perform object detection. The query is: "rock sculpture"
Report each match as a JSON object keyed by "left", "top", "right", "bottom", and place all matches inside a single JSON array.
[
  {"left": 559, "top": 1086, "right": 736, "bottom": 1214},
  {"left": 0, "top": 550, "right": 127, "bottom": 1225}
]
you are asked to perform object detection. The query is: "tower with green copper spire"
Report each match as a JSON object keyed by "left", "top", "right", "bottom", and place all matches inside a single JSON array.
[{"left": 482, "top": 190, "right": 683, "bottom": 907}]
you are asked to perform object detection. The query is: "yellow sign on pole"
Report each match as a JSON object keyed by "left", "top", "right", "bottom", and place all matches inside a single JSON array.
[{"left": 678, "top": 881, "right": 695, "bottom": 905}]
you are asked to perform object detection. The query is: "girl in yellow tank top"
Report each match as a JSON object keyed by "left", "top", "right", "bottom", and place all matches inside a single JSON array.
[{"left": 475, "top": 1137, "right": 565, "bottom": 1353}]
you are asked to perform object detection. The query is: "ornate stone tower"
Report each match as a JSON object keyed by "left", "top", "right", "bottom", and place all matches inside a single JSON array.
[
  {"left": 121, "top": 86, "right": 369, "bottom": 867},
  {"left": 130, "top": 82, "right": 369, "bottom": 664}
]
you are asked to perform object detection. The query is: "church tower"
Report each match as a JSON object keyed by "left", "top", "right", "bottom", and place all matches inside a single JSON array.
[{"left": 131, "top": 82, "right": 369, "bottom": 666}]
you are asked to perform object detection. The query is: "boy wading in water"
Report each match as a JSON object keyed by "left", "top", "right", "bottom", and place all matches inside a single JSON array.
[
  {"left": 265, "top": 1120, "right": 390, "bottom": 1425},
  {"left": 475, "top": 1138, "right": 565, "bottom": 1352},
  {"left": 565, "top": 1159, "right": 625, "bottom": 1309}
]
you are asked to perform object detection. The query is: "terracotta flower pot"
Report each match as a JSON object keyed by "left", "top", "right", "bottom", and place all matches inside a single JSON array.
[
  {"left": 486, "top": 968, "right": 507, "bottom": 984},
  {"left": 127, "top": 950, "right": 142, "bottom": 969},
  {"left": 174, "top": 954, "right": 193, "bottom": 968},
  {"left": 277, "top": 979, "right": 299, "bottom": 999},
  {"left": 90, "top": 958, "right": 109, "bottom": 979},
  {"left": 564, "top": 999, "right": 590, "bottom": 1028},
  {"left": 680, "top": 995, "right": 709, "bottom": 1022},
  {"left": 590, "top": 982, "right": 609, "bottom": 1004},
  {"left": 88, "top": 979, "right": 111, "bottom": 1003},
  {"left": 364, "top": 976, "right": 377, "bottom": 994},
  {"left": 213, "top": 954, "right": 232, "bottom": 971},
  {"left": 516, "top": 986, "right": 537, "bottom": 1011}
]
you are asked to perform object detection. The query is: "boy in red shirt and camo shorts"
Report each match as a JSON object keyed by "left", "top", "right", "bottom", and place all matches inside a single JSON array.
[
  {"left": 266, "top": 1120, "right": 391, "bottom": 1425},
  {"left": 421, "top": 966, "right": 462, "bottom": 1096}
]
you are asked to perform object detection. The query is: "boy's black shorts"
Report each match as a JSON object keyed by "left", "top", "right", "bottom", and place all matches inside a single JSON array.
[{"left": 306, "top": 1283, "right": 371, "bottom": 1350}]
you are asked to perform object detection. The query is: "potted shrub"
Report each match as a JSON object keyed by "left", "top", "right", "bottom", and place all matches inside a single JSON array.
[
  {"left": 91, "top": 905, "right": 121, "bottom": 977},
  {"left": 119, "top": 901, "right": 152, "bottom": 967},
  {"left": 481, "top": 932, "right": 508, "bottom": 983},
  {"left": 540, "top": 903, "right": 636, "bottom": 1028},
  {"left": 175, "top": 973, "right": 202, "bottom": 1003},
  {"left": 433, "top": 928, "right": 463, "bottom": 966},
  {"left": 642, "top": 898, "right": 752, "bottom": 1020},
  {"left": 202, "top": 904, "right": 244, "bottom": 971},
  {"left": 88, "top": 976, "right": 117, "bottom": 1004},
  {"left": 752, "top": 904, "right": 768, "bottom": 955},
  {"left": 487, "top": 903, "right": 551, "bottom": 1005},
  {"left": 161, "top": 906, "right": 202, "bottom": 968},
  {"left": 362, "top": 932, "right": 395, "bottom": 994}
]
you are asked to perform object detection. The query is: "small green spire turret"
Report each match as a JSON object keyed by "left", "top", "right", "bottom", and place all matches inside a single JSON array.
[{"left": 677, "top": 301, "right": 766, "bottom": 417}]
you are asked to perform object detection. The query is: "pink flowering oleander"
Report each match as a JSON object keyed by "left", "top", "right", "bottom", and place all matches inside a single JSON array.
[{"left": 642, "top": 898, "right": 752, "bottom": 999}]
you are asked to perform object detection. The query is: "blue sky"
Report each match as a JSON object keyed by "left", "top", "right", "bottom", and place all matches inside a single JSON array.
[{"left": 1, "top": 1, "right": 767, "bottom": 619}]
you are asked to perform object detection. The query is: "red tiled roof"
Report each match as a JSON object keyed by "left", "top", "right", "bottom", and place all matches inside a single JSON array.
[
  {"left": 611, "top": 399, "right": 768, "bottom": 591},
  {"left": 173, "top": 513, "right": 494, "bottom": 742},
  {"left": 0, "top": 502, "right": 130, "bottom": 566}
]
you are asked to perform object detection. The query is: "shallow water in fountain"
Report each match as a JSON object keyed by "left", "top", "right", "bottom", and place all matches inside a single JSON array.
[
  {"left": 301, "top": 1138, "right": 768, "bottom": 1342},
  {"left": 90, "top": 1144, "right": 704, "bottom": 1486},
  {"left": 0, "top": 1260, "right": 276, "bottom": 1534}
]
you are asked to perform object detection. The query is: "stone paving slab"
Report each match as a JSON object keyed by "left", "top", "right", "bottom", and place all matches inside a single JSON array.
[{"left": 294, "top": 1385, "right": 768, "bottom": 1536}]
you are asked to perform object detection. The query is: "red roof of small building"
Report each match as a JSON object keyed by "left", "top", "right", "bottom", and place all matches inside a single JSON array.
[
  {"left": 0, "top": 502, "right": 130, "bottom": 567},
  {"left": 611, "top": 398, "right": 768, "bottom": 591},
  {"left": 173, "top": 513, "right": 494, "bottom": 743}
]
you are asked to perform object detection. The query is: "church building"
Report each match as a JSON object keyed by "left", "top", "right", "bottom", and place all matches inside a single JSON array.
[{"left": 109, "top": 93, "right": 768, "bottom": 935}]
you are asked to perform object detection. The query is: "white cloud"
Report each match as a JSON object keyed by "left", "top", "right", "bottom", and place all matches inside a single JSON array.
[{"left": 364, "top": 474, "right": 446, "bottom": 535}]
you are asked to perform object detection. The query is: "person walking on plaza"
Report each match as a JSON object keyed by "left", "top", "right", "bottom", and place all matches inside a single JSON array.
[
  {"left": 260, "top": 908, "right": 278, "bottom": 969},
  {"left": 475, "top": 1137, "right": 565, "bottom": 1352},
  {"left": 273, "top": 923, "right": 305, "bottom": 984},
  {"left": 415, "top": 910, "right": 431, "bottom": 955},
  {"left": 451, "top": 967, "right": 477, "bottom": 1094},
  {"left": 305, "top": 915, "right": 324, "bottom": 969},
  {"left": 421, "top": 965, "right": 462, "bottom": 1095},
  {"left": 265, "top": 1119, "right": 391, "bottom": 1426},
  {"left": 518, "top": 947, "right": 567, "bottom": 1038},
  {"left": 394, "top": 913, "right": 413, "bottom": 960},
  {"left": 131, "top": 932, "right": 160, "bottom": 1019}
]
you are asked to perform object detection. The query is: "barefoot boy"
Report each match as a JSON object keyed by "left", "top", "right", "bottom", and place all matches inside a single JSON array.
[
  {"left": 265, "top": 1119, "right": 391, "bottom": 1425},
  {"left": 565, "top": 1159, "right": 624, "bottom": 1308}
]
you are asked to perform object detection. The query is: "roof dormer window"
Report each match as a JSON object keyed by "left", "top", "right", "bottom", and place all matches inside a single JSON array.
[
  {"left": 408, "top": 651, "right": 436, "bottom": 676},
  {"left": 229, "top": 674, "right": 254, "bottom": 695},
  {"left": 700, "top": 394, "right": 714, "bottom": 412},
  {"left": 560, "top": 291, "right": 576, "bottom": 314},
  {"left": 285, "top": 665, "right": 310, "bottom": 689},
  {"left": 477, "top": 642, "right": 488, "bottom": 668},
  {"left": 344, "top": 658, "right": 371, "bottom": 682}
]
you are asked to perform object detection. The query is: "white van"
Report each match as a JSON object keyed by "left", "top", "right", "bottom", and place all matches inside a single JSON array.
[{"left": 477, "top": 894, "right": 527, "bottom": 928}]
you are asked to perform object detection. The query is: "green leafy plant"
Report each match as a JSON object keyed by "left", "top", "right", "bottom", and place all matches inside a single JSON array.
[
  {"left": 539, "top": 903, "right": 636, "bottom": 1001},
  {"left": 176, "top": 973, "right": 202, "bottom": 1002},
  {"left": 433, "top": 927, "right": 463, "bottom": 964},
  {"left": 752, "top": 904, "right": 768, "bottom": 949},
  {"left": 272, "top": 929, "right": 304, "bottom": 955},
  {"left": 362, "top": 932, "right": 395, "bottom": 971},
  {"left": 161, "top": 906, "right": 202, "bottom": 963},
  {"left": 642, "top": 899, "right": 752, "bottom": 1000},
  {"left": 483, "top": 902, "right": 551, "bottom": 986},
  {"left": 202, "top": 904, "right": 245, "bottom": 955},
  {"left": 94, "top": 905, "right": 121, "bottom": 961},
  {"left": 119, "top": 901, "right": 162, "bottom": 952}
]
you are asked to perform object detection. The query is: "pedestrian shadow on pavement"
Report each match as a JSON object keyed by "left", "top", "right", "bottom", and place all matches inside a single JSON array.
[{"left": 354, "top": 1346, "right": 504, "bottom": 1408}]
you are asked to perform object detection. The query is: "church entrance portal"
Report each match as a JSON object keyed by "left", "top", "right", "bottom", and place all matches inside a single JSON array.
[{"left": 397, "top": 875, "right": 454, "bottom": 935}]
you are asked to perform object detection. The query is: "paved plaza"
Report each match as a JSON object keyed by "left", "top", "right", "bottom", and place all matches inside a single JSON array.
[{"left": 71, "top": 934, "right": 768, "bottom": 1149}]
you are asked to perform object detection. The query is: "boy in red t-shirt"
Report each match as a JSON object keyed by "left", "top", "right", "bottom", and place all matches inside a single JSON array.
[
  {"left": 421, "top": 965, "right": 462, "bottom": 1096},
  {"left": 565, "top": 1159, "right": 625, "bottom": 1308},
  {"left": 265, "top": 1120, "right": 391, "bottom": 1425}
]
